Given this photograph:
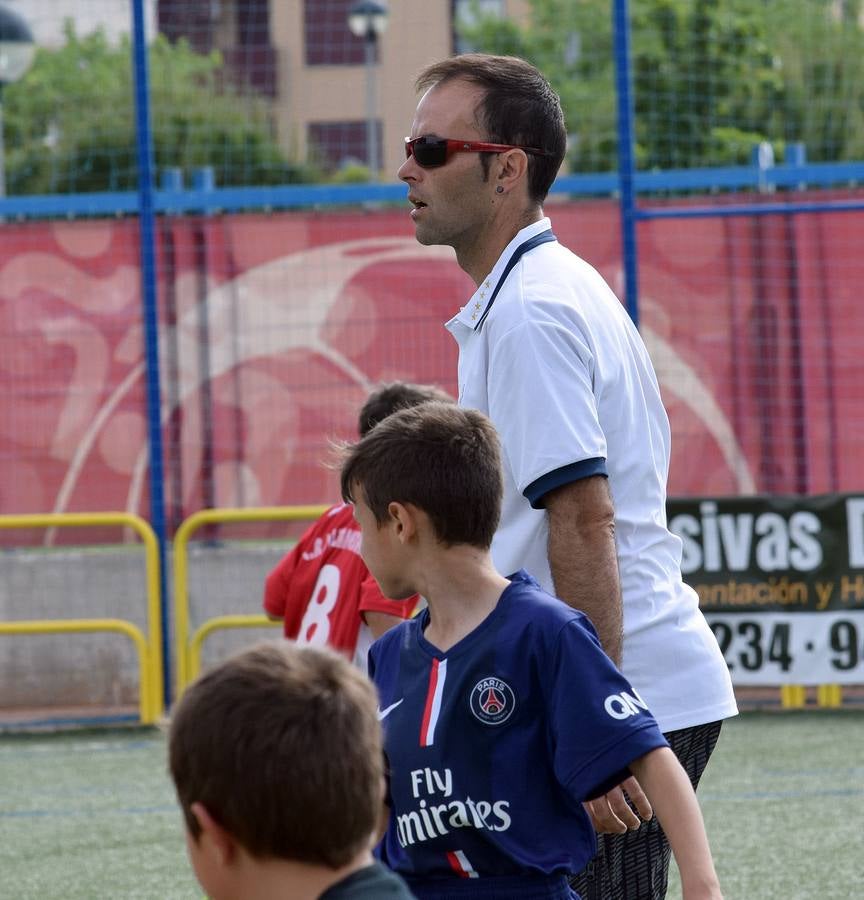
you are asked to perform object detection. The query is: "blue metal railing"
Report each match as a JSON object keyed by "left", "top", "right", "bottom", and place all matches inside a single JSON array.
[{"left": 0, "top": 159, "right": 861, "bottom": 220}]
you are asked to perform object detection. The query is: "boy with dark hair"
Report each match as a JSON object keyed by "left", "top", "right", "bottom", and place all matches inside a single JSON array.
[
  {"left": 356, "top": 382, "right": 452, "bottom": 438},
  {"left": 264, "top": 381, "right": 452, "bottom": 669},
  {"left": 340, "top": 402, "right": 723, "bottom": 900},
  {"left": 168, "top": 641, "right": 416, "bottom": 899}
]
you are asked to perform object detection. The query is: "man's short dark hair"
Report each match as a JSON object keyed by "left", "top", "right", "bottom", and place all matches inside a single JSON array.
[
  {"left": 358, "top": 381, "right": 453, "bottom": 437},
  {"left": 168, "top": 642, "right": 383, "bottom": 869},
  {"left": 416, "top": 53, "right": 567, "bottom": 203},
  {"left": 341, "top": 402, "right": 502, "bottom": 549}
]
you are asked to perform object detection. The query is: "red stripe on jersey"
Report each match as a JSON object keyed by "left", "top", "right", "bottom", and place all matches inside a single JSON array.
[
  {"left": 419, "top": 657, "right": 444, "bottom": 747},
  {"left": 446, "top": 849, "right": 478, "bottom": 878},
  {"left": 446, "top": 850, "right": 470, "bottom": 878}
]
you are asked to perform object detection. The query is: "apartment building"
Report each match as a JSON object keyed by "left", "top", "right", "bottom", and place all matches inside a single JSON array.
[{"left": 159, "top": 0, "right": 529, "bottom": 178}]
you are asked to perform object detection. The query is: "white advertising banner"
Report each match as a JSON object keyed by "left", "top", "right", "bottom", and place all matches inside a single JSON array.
[{"left": 668, "top": 493, "right": 864, "bottom": 686}]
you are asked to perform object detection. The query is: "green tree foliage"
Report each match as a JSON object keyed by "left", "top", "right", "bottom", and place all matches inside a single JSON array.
[
  {"left": 770, "top": 0, "right": 864, "bottom": 162},
  {"left": 2, "top": 23, "right": 320, "bottom": 194},
  {"left": 630, "top": 0, "right": 782, "bottom": 168},
  {"left": 458, "top": 0, "right": 864, "bottom": 171}
]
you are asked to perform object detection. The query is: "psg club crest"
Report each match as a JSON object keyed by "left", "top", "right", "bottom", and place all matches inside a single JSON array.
[{"left": 469, "top": 677, "right": 516, "bottom": 725}]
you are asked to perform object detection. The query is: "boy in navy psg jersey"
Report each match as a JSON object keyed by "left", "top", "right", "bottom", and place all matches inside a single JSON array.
[{"left": 340, "top": 402, "right": 723, "bottom": 900}]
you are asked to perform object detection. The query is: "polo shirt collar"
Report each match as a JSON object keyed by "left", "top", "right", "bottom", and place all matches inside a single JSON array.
[{"left": 446, "top": 218, "right": 554, "bottom": 331}]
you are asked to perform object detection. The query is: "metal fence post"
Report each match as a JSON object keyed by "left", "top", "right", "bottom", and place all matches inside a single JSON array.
[
  {"left": 130, "top": 0, "right": 171, "bottom": 711},
  {"left": 612, "top": 0, "right": 640, "bottom": 327}
]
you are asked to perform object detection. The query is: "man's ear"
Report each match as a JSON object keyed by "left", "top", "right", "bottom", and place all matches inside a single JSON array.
[
  {"left": 387, "top": 501, "right": 418, "bottom": 544},
  {"left": 191, "top": 802, "right": 237, "bottom": 867},
  {"left": 495, "top": 147, "right": 530, "bottom": 196}
]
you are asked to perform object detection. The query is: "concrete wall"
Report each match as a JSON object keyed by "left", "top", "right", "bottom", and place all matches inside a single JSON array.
[{"left": 0, "top": 544, "right": 286, "bottom": 715}]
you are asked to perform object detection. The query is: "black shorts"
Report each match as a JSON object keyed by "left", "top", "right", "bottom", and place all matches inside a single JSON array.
[{"left": 568, "top": 719, "right": 723, "bottom": 900}]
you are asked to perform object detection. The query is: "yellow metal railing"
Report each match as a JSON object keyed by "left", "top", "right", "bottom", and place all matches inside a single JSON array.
[
  {"left": 780, "top": 685, "right": 808, "bottom": 708},
  {"left": 173, "top": 505, "right": 327, "bottom": 696},
  {"left": 187, "top": 614, "right": 281, "bottom": 684},
  {"left": 0, "top": 512, "right": 163, "bottom": 724},
  {"left": 780, "top": 683, "right": 843, "bottom": 709},
  {"left": 0, "top": 619, "right": 153, "bottom": 723}
]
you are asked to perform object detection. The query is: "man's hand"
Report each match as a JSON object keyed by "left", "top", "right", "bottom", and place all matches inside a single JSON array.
[{"left": 582, "top": 775, "right": 653, "bottom": 834}]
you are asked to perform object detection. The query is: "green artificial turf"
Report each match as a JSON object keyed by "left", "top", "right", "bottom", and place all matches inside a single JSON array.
[
  {"left": 667, "top": 711, "right": 863, "bottom": 899},
  {"left": 1, "top": 712, "right": 861, "bottom": 899}
]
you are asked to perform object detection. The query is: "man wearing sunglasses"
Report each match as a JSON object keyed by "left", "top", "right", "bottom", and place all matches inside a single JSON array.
[{"left": 396, "top": 53, "right": 736, "bottom": 900}]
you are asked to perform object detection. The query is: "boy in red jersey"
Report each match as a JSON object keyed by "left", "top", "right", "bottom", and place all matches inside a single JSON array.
[{"left": 264, "top": 382, "right": 452, "bottom": 668}]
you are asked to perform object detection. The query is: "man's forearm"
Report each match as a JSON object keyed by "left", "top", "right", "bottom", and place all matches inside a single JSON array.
[{"left": 545, "top": 477, "right": 623, "bottom": 664}]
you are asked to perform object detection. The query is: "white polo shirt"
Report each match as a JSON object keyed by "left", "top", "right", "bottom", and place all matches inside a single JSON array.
[{"left": 445, "top": 218, "right": 737, "bottom": 732}]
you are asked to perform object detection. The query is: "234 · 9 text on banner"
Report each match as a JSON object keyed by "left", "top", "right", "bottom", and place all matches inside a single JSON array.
[{"left": 668, "top": 494, "right": 864, "bottom": 685}]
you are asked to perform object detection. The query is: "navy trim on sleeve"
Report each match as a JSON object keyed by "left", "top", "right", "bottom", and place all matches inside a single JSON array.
[{"left": 524, "top": 458, "right": 608, "bottom": 509}]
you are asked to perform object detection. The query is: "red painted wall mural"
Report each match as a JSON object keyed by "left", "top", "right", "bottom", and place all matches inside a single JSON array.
[{"left": 1, "top": 195, "right": 862, "bottom": 543}]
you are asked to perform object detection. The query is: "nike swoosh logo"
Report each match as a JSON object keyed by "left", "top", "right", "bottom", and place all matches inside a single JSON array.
[{"left": 377, "top": 699, "right": 404, "bottom": 720}]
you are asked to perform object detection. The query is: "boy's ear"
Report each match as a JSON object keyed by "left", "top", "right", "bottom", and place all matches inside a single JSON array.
[
  {"left": 191, "top": 801, "right": 237, "bottom": 867},
  {"left": 387, "top": 501, "right": 418, "bottom": 543}
]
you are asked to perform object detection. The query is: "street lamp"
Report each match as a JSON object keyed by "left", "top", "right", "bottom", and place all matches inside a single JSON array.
[
  {"left": 0, "top": 3, "right": 35, "bottom": 197},
  {"left": 347, "top": 0, "right": 389, "bottom": 180}
]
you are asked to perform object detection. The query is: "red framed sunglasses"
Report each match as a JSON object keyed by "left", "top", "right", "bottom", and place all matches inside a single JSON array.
[{"left": 404, "top": 135, "right": 554, "bottom": 169}]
